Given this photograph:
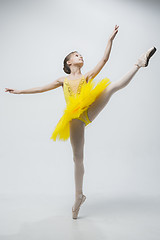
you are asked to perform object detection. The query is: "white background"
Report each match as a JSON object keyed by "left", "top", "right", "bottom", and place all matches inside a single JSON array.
[
  {"left": 0, "top": 0, "right": 160, "bottom": 237},
  {"left": 1, "top": 0, "right": 160, "bottom": 197}
]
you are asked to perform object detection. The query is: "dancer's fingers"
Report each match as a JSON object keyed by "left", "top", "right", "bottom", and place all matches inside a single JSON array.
[{"left": 5, "top": 88, "right": 12, "bottom": 92}]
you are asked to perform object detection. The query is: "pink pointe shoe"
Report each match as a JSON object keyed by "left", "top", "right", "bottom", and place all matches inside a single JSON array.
[
  {"left": 72, "top": 194, "right": 86, "bottom": 219},
  {"left": 135, "top": 46, "right": 157, "bottom": 68}
]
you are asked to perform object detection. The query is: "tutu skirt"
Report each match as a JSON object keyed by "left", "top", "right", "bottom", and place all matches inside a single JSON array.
[{"left": 50, "top": 77, "right": 111, "bottom": 141}]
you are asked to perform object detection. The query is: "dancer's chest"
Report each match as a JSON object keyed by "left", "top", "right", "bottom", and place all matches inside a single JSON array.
[{"left": 63, "top": 77, "right": 86, "bottom": 95}]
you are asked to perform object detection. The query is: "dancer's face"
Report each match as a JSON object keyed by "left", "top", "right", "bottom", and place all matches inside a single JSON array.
[{"left": 67, "top": 52, "right": 84, "bottom": 68}]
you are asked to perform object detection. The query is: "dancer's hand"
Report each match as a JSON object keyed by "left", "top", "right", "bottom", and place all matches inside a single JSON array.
[
  {"left": 5, "top": 88, "right": 21, "bottom": 94},
  {"left": 109, "top": 25, "right": 119, "bottom": 41}
]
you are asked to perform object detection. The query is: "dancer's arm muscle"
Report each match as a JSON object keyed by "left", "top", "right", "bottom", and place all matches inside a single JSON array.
[
  {"left": 85, "top": 25, "right": 119, "bottom": 81},
  {"left": 86, "top": 40, "right": 113, "bottom": 81},
  {"left": 37, "top": 76, "right": 64, "bottom": 93},
  {"left": 5, "top": 77, "right": 64, "bottom": 94}
]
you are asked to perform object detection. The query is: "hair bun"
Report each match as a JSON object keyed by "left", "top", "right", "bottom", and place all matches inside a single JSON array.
[{"left": 63, "top": 51, "right": 77, "bottom": 74}]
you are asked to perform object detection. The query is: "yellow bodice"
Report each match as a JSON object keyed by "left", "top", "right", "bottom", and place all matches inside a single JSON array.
[
  {"left": 63, "top": 75, "right": 87, "bottom": 104},
  {"left": 51, "top": 75, "right": 111, "bottom": 141}
]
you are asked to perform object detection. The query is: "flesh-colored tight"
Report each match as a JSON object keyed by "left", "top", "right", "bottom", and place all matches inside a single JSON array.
[{"left": 70, "top": 64, "right": 140, "bottom": 209}]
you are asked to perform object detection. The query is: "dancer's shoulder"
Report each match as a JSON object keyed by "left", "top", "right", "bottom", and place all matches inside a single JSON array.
[
  {"left": 83, "top": 71, "right": 95, "bottom": 83},
  {"left": 60, "top": 73, "right": 92, "bottom": 85},
  {"left": 57, "top": 76, "right": 67, "bottom": 87}
]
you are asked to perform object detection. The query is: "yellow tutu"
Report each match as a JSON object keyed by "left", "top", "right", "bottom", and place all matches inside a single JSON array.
[{"left": 50, "top": 76, "right": 111, "bottom": 141}]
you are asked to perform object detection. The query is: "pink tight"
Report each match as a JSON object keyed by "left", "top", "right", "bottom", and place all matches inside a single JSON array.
[{"left": 70, "top": 64, "right": 140, "bottom": 209}]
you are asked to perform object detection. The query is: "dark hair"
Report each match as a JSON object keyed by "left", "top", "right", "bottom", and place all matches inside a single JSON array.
[{"left": 63, "top": 51, "right": 77, "bottom": 74}]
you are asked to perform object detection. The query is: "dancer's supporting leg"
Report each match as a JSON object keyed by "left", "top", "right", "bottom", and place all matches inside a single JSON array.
[
  {"left": 88, "top": 46, "right": 156, "bottom": 122},
  {"left": 70, "top": 119, "right": 85, "bottom": 210}
]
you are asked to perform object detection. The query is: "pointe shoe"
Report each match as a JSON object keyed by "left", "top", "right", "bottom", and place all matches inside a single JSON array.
[
  {"left": 135, "top": 46, "right": 157, "bottom": 68},
  {"left": 72, "top": 194, "right": 86, "bottom": 219}
]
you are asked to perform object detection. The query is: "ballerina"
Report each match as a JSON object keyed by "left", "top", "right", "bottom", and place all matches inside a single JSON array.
[{"left": 5, "top": 25, "right": 157, "bottom": 219}]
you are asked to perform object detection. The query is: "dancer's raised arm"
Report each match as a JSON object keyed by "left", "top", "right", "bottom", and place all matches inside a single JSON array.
[
  {"left": 86, "top": 25, "right": 119, "bottom": 80},
  {"left": 5, "top": 76, "right": 64, "bottom": 94}
]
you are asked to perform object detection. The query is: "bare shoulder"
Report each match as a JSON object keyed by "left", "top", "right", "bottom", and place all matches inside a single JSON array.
[
  {"left": 83, "top": 72, "right": 93, "bottom": 83},
  {"left": 58, "top": 73, "right": 93, "bottom": 85},
  {"left": 57, "top": 76, "right": 66, "bottom": 86}
]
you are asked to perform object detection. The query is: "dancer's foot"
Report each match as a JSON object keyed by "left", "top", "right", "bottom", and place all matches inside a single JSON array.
[
  {"left": 135, "top": 46, "right": 157, "bottom": 68},
  {"left": 72, "top": 194, "right": 86, "bottom": 219}
]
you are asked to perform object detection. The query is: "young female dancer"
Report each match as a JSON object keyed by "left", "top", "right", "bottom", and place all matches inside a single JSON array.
[{"left": 5, "top": 25, "right": 157, "bottom": 219}]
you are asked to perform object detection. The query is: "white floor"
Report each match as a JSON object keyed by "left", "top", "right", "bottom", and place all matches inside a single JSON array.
[{"left": 0, "top": 193, "right": 160, "bottom": 240}]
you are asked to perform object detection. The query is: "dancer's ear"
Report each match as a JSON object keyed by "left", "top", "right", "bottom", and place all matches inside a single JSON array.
[{"left": 67, "top": 60, "right": 71, "bottom": 66}]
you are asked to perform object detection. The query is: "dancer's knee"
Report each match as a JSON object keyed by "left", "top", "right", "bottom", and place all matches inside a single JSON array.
[{"left": 73, "top": 151, "right": 84, "bottom": 164}]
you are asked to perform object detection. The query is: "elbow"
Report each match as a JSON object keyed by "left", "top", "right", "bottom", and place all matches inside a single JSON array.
[{"left": 37, "top": 87, "right": 44, "bottom": 93}]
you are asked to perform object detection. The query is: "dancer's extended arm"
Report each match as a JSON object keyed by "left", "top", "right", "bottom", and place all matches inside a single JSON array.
[
  {"left": 86, "top": 25, "right": 119, "bottom": 80},
  {"left": 5, "top": 76, "right": 64, "bottom": 94}
]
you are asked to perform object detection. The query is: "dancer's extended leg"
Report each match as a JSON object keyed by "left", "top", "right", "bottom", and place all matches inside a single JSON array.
[
  {"left": 87, "top": 46, "right": 156, "bottom": 122},
  {"left": 87, "top": 64, "right": 140, "bottom": 121},
  {"left": 70, "top": 119, "right": 85, "bottom": 211}
]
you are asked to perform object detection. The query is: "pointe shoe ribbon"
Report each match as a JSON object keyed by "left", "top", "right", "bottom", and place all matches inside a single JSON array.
[
  {"left": 135, "top": 46, "right": 157, "bottom": 68},
  {"left": 72, "top": 194, "right": 86, "bottom": 219}
]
